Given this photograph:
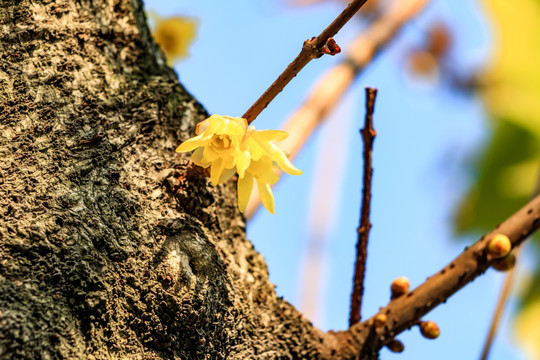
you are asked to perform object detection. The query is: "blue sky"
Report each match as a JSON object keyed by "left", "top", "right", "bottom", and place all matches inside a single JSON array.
[{"left": 146, "top": 0, "right": 527, "bottom": 358}]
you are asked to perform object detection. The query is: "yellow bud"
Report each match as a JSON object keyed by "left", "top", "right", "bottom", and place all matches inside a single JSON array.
[
  {"left": 373, "top": 313, "right": 387, "bottom": 327},
  {"left": 386, "top": 339, "right": 404, "bottom": 353},
  {"left": 486, "top": 234, "right": 511, "bottom": 259},
  {"left": 420, "top": 321, "right": 440, "bottom": 339},
  {"left": 492, "top": 252, "right": 516, "bottom": 272},
  {"left": 391, "top": 276, "right": 410, "bottom": 299}
]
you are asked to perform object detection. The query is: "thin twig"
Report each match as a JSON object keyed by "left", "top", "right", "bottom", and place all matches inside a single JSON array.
[
  {"left": 479, "top": 251, "right": 518, "bottom": 360},
  {"left": 242, "top": 0, "right": 369, "bottom": 124},
  {"left": 331, "top": 194, "right": 540, "bottom": 359},
  {"left": 244, "top": 0, "right": 430, "bottom": 219},
  {"left": 349, "top": 87, "right": 378, "bottom": 326}
]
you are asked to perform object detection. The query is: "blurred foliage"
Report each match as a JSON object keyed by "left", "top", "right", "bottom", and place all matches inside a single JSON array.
[
  {"left": 515, "top": 299, "right": 540, "bottom": 360},
  {"left": 150, "top": 13, "right": 197, "bottom": 65},
  {"left": 455, "top": 0, "right": 540, "bottom": 358}
]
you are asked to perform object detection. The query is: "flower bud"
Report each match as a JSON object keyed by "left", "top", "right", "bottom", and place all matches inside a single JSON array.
[
  {"left": 391, "top": 276, "right": 410, "bottom": 299},
  {"left": 486, "top": 234, "right": 511, "bottom": 259},
  {"left": 373, "top": 314, "right": 387, "bottom": 328},
  {"left": 386, "top": 339, "right": 404, "bottom": 353},
  {"left": 419, "top": 321, "right": 440, "bottom": 339},
  {"left": 492, "top": 252, "right": 516, "bottom": 272}
]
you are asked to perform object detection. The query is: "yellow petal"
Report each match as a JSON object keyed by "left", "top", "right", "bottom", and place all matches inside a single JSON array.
[
  {"left": 210, "top": 158, "right": 225, "bottom": 185},
  {"left": 271, "top": 150, "right": 303, "bottom": 176},
  {"left": 237, "top": 173, "right": 254, "bottom": 213},
  {"left": 206, "top": 115, "right": 247, "bottom": 137},
  {"left": 245, "top": 137, "right": 266, "bottom": 161},
  {"left": 256, "top": 179, "right": 275, "bottom": 214},
  {"left": 252, "top": 137, "right": 302, "bottom": 175},
  {"left": 175, "top": 134, "right": 204, "bottom": 152},
  {"left": 256, "top": 166, "right": 279, "bottom": 185},
  {"left": 191, "top": 147, "right": 211, "bottom": 167},
  {"left": 195, "top": 118, "right": 210, "bottom": 134},
  {"left": 236, "top": 151, "right": 251, "bottom": 177},
  {"left": 251, "top": 129, "right": 289, "bottom": 142},
  {"left": 219, "top": 167, "right": 237, "bottom": 183},
  {"left": 247, "top": 157, "right": 279, "bottom": 184},
  {"left": 222, "top": 152, "right": 237, "bottom": 169},
  {"left": 201, "top": 145, "right": 219, "bottom": 164}
]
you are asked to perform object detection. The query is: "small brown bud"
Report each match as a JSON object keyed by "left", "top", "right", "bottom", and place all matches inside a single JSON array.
[
  {"left": 419, "top": 321, "right": 440, "bottom": 339},
  {"left": 486, "top": 234, "right": 511, "bottom": 259},
  {"left": 321, "top": 38, "right": 341, "bottom": 56},
  {"left": 492, "top": 252, "right": 516, "bottom": 272},
  {"left": 386, "top": 339, "right": 404, "bottom": 353},
  {"left": 391, "top": 276, "right": 410, "bottom": 299},
  {"left": 373, "top": 314, "right": 387, "bottom": 327}
]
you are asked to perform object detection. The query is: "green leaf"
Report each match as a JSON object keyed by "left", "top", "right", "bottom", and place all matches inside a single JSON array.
[{"left": 455, "top": 121, "right": 540, "bottom": 235}]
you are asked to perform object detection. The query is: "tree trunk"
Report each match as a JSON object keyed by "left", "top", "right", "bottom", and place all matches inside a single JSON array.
[{"left": 0, "top": 0, "right": 349, "bottom": 358}]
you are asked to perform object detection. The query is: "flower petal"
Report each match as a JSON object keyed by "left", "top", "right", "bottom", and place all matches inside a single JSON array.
[
  {"left": 237, "top": 173, "right": 254, "bottom": 213},
  {"left": 247, "top": 157, "right": 279, "bottom": 184},
  {"left": 195, "top": 119, "right": 210, "bottom": 134},
  {"left": 251, "top": 129, "right": 289, "bottom": 142},
  {"left": 271, "top": 150, "right": 303, "bottom": 175},
  {"left": 210, "top": 158, "right": 225, "bottom": 185},
  {"left": 219, "top": 167, "right": 237, "bottom": 183},
  {"left": 191, "top": 147, "right": 211, "bottom": 167},
  {"left": 235, "top": 151, "right": 251, "bottom": 177},
  {"left": 256, "top": 179, "right": 275, "bottom": 214},
  {"left": 201, "top": 145, "right": 219, "bottom": 164},
  {"left": 175, "top": 134, "right": 204, "bottom": 153}
]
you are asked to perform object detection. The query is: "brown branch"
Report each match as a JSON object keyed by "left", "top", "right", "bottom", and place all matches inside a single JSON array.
[
  {"left": 244, "top": 0, "right": 430, "bottom": 219},
  {"left": 349, "top": 87, "right": 378, "bottom": 326},
  {"left": 326, "top": 194, "right": 540, "bottom": 359},
  {"left": 242, "top": 0, "right": 369, "bottom": 124},
  {"left": 277, "top": 0, "right": 430, "bottom": 156}
]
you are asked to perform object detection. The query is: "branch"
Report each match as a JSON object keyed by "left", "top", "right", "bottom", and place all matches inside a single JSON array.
[
  {"left": 244, "top": 0, "right": 430, "bottom": 218},
  {"left": 277, "top": 0, "right": 430, "bottom": 157},
  {"left": 242, "top": 0, "right": 369, "bottom": 123},
  {"left": 329, "top": 194, "right": 540, "bottom": 359},
  {"left": 349, "top": 87, "right": 378, "bottom": 326}
]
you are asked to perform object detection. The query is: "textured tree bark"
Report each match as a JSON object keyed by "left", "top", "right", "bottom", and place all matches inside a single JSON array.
[
  {"left": 4, "top": 1, "right": 540, "bottom": 359},
  {"left": 0, "top": 0, "right": 337, "bottom": 358}
]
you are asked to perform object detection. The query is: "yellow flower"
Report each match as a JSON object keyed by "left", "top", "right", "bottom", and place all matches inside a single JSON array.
[
  {"left": 237, "top": 128, "right": 302, "bottom": 214},
  {"left": 176, "top": 115, "right": 251, "bottom": 185},
  {"left": 151, "top": 14, "right": 197, "bottom": 64},
  {"left": 176, "top": 115, "right": 302, "bottom": 214}
]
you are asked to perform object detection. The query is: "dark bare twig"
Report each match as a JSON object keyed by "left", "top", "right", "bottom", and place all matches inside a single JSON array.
[
  {"left": 242, "top": 0, "right": 369, "bottom": 124},
  {"left": 349, "top": 87, "right": 378, "bottom": 326}
]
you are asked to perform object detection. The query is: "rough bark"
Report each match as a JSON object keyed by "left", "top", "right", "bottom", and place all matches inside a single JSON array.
[{"left": 0, "top": 0, "right": 331, "bottom": 358}]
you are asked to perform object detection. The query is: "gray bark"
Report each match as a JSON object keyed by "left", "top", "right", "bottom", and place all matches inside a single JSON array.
[{"left": 0, "top": 0, "right": 338, "bottom": 358}]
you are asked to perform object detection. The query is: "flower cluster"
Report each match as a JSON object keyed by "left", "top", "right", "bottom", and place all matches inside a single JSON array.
[{"left": 176, "top": 115, "right": 302, "bottom": 214}]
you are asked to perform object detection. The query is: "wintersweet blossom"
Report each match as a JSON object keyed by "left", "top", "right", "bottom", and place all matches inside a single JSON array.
[
  {"left": 237, "top": 129, "right": 302, "bottom": 214},
  {"left": 176, "top": 114, "right": 302, "bottom": 214},
  {"left": 176, "top": 115, "right": 251, "bottom": 185}
]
